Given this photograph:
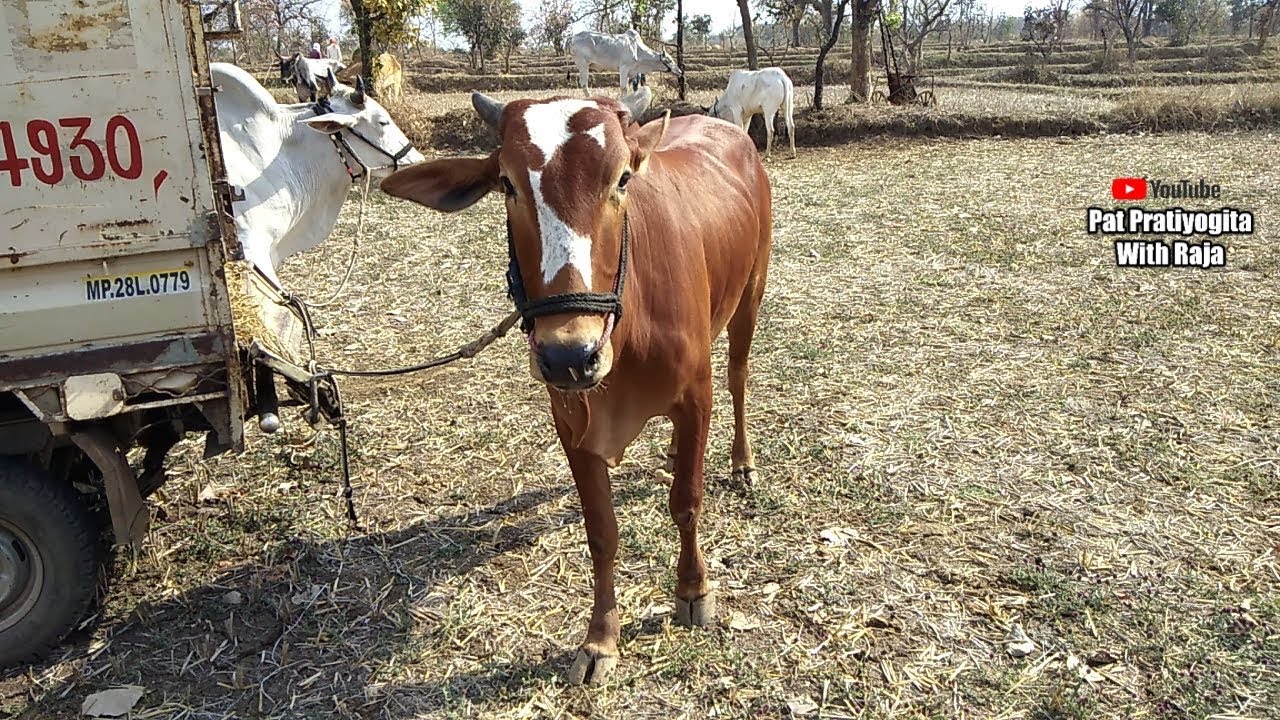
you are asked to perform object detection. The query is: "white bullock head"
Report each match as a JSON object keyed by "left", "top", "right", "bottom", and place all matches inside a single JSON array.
[
  {"left": 657, "top": 50, "right": 683, "bottom": 76},
  {"left": 299, "top": 75, "right": 426, "bottom": 178}
]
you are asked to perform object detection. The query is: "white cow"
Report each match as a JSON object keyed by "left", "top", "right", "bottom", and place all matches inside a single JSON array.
[
  {"left": 210, "top": 62, "right": 425, "bottom": 289},
  {"left": 568, "top": 29, "right": 682, "bottom": 96},
  {"left": 708, "top": 67, "right": 796, "bottom": 160},
  {"left": 278, "top": 53, "right": 346, "bottom": 102}
]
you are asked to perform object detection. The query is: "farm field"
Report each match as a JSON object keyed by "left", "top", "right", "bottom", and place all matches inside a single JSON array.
[
  {"left": 249, "top": 39, "right": 1280, "bottom": 154},
  {"left": 3, "top": 132, "right": 1277, "bottom": 719}
]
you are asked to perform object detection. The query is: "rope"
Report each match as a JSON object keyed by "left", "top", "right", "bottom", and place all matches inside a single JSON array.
[{"left": 317, "top": 310, "right": 522, "bottom": 377}]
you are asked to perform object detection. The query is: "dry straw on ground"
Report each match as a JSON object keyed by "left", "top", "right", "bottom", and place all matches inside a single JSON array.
[{"left": 3, "top": 132, "right": 1276, "bottom": 719}]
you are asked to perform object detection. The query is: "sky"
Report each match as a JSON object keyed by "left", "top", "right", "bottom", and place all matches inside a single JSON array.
[{"left": 316, "top": 0, "right": 1032, "bottom": 43}]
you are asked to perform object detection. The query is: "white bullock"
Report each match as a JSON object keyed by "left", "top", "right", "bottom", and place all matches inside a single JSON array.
[
  {"left": 709, "top": 67, "right": 796, "bottom": 160},
  {"left": 210, "top": 62, "right": 425, "bottom": 289},
  {"left": 568, "top": 29, "right": 682, "bottom": 95},
  {"left": 278, "top": 53, "right": 346, "bottom": 102}
]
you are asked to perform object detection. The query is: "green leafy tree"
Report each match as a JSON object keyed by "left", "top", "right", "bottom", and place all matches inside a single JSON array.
[
  {"left": 439, "top": 0, "right": 521, "bottom": 70},
  {"left": 348, "top": 0, "right": 435, "bottom": 91},
  {"left": 687, "top": 13, "right": 713, "bottom": 45},
  {"left": 1155, "top": 0, "right": 1199, "bottom": 44}
]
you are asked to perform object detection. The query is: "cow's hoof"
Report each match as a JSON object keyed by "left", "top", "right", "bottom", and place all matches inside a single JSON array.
[
  {"left": 731, "top": 466, "right": 758, "bottom": 486},
  {"left": 675, "top": 591, "right": 717, "bottom": 628},
  {"left": 567, "top": 647, "right": 618, "bottom": 686}
]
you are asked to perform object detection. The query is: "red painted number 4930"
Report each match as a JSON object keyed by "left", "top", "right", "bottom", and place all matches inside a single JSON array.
[{"left": 0, "top": 115, "right": 143, "bottom": 187}]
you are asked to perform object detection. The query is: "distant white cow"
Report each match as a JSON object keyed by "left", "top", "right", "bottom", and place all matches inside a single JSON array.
[
  {"left": 211, "top": 62, "right": 425, "bottom": 289},
  {"left": 278, "top": 53, "right": 346, "bottom": 102},
  {"left": 568, "top": 29, "right": 682, "bottom": 95},
  {"left": 708, "top": 67, "right": 796, "bottom": 160}
]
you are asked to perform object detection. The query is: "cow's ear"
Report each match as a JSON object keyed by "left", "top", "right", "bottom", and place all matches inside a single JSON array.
[
  {"left": 380, "top": 152, "right": 499, "bottom": 213},
  {"left": 300, "top": 113, "right": 357, "bottom": 134},
  {"left": 627, "top": 110, "right": 668, "bottom": 174}
]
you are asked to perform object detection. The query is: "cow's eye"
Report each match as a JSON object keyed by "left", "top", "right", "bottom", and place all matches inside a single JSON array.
[
  {"left": 617, "top": 171, "right": 632, "bottom": 191},
  {"left": 501, "top": 177, "right": 516, "bottom": 197},
  {"left": 379, "top": 120, "right": 391, "bottom": 127}
]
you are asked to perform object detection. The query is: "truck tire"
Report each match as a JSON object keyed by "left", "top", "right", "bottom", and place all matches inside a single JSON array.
[{"left": 0, "top": 458, "right": 100, "bottom": 669}]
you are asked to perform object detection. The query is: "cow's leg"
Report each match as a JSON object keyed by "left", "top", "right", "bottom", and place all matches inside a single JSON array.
[
  {"left": 670, "top": 379, "right": 715, "bottom": 627},
  {"left": 764, "top": 112, "right": 775, "bottom": 160},
  {"left": 619, "top": 66, "right": 630, "bottom": 95},
  {"left": 662, "top": 428, "right": 678, "bottom": 474},
  {"left": 577, "top": 60, "right": 590, "bottom": 96},
  {"left": 562, "top": 445, "right": 621, "bottom": 686},
  {"left": 727, "top": 251, "right": 769, "bottom": 485}
]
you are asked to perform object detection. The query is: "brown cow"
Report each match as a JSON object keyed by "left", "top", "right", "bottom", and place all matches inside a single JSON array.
[{"left": 380, "top": 87, "right": 772, "bottom": 685}]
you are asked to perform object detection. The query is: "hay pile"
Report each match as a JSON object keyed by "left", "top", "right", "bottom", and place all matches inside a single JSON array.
[{"left": 224, "top": 260, "right": 309, "bottom": 368}]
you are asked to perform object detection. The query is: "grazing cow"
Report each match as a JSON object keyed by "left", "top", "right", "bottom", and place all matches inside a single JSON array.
[
  {"left": 568, "top": 29, "right": 681, "bottom": 95},
  {"left": 210, "top": 63, "right": 425, "bottom": 288},
  {"left": 379, "top": 87, "right": 773, "bottom": 685},
  {"left": 709, "top": 67, "right": 796, "bottom": 160},
  {"left": 279, "top": 52, "right": 346, "bottom": 102},
  {"left": 337, "top": 53, "right": 404, "bottom": 103}
]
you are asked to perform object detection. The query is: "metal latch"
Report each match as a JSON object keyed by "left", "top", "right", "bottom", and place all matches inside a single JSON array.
[
  {"left": 197, "top": 85, "right": 222, "bottom": 96},
  {"left": 213, "top": 179, "right": 245, "bottom": 202}
]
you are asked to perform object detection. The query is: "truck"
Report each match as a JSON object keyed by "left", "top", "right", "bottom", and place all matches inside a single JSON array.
[{"left": 0, "top": 0, "right": 323, "bottom": 666}]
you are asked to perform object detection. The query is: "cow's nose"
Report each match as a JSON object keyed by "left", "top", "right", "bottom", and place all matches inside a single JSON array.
[{"left": 537, "top": 342, "right": 602, "bottom": 389}]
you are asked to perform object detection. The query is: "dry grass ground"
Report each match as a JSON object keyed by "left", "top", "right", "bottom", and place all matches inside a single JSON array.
[{"left": 3, "top": 132, "right": 1278, "bottom": 719}]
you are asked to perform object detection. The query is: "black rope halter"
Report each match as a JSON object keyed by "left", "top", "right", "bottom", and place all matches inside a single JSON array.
[
  {"left": 505, "top": 214, "right": 630, "bottom": 335},
  {"left": 311, "top": 96, "right": 414, "bottom": 181}
]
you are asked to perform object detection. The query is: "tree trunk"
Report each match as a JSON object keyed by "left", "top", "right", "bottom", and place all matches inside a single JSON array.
[
  {"left": 814, "top": 0, "right": 850, "bottom": 109},
  {"left": 737, "top": 0, "right": 759, "bottom": 69},
  {"left": 349, "top": 0, "right": 376, "bottom": 92},
  {"left": 1260, "top": 0, "right": 1280, "bottom": 51},
  {"left": 847, "top": 0, "right": 877, "bottom": 102},
  {"left": 677, "top": 0, "right": 686, "bottom": 99}
]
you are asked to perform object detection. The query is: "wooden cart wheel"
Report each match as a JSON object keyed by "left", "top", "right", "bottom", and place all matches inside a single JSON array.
[{"left": 917, "top": 90, "right": 936, "bottom": 107}]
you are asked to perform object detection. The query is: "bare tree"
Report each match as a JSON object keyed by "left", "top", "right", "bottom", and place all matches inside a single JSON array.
[
  {"left": 1022, "top": 1, "right": 1071, "bottom": 57},
  {"left": 895, "top": 0, "right": 954, "bottom": 72},
  {"left": 738, "top": 0, "right": 759, "bottom": 68},
  {"left": 1085, "top": 0, "right": 1144, "bottom": 61},
  {"left": 238, "top": 0, "right": 327, "bottom": 60},
  {"left": 532, "top": 0, "right": 574, "bottom": 55},
  {"left": 814, "top": 0, "right": 850, "bottom": 109}
]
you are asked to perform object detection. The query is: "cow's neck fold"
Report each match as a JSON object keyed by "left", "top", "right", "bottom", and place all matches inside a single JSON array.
[{"left": 271, "top": 108, "right": 356, "bottom": 261}]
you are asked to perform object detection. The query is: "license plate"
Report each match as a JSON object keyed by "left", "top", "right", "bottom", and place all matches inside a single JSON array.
[{"left": 83, "top": 269, "right": 194, "bottom": 302}]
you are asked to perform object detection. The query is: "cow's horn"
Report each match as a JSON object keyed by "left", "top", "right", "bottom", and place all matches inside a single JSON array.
[
  {"left": 352, "top": 76, "right": 366, "bottom": 105},
  {"left": 472, "top": 92, "right": 506, "bottom": 130}
]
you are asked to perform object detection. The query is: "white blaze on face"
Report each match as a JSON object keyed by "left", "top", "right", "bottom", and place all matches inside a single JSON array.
[
  {"left": 528, "top": 169, "right": 593, "bottom": 288},
  {"left": 520, "top": 100, "right": 608, "bottom": 287}
]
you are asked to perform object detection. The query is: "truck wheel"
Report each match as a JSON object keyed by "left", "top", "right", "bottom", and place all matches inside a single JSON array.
[{"left": 0, "top": 458, "right": 100, "bottom": 669}]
